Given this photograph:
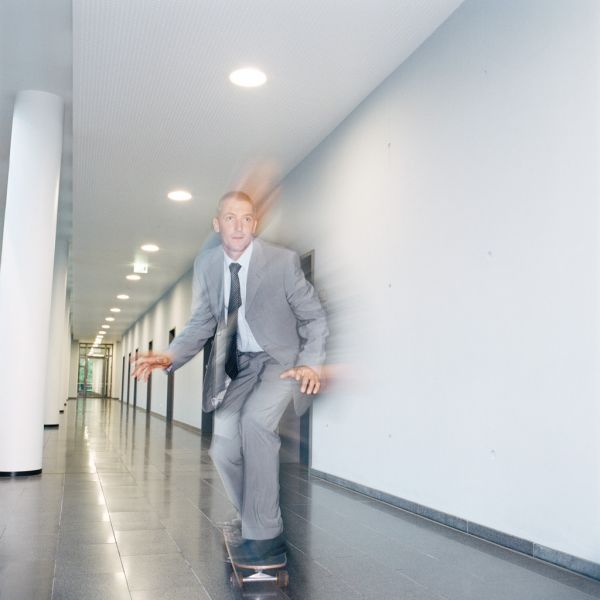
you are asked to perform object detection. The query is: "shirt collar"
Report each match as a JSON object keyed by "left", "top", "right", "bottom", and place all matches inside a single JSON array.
[{"left": 223, "top": 240, "right": 253, "bottom": 271}]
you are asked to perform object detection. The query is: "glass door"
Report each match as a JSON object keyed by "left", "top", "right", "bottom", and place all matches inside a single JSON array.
[{"left": 78, "top": 343, "right": 113, "bottom": 398}]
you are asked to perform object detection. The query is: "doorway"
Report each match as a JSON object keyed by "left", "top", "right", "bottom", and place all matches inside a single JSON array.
[
  {"left": 127, "top": 352, "right": 131, "bottom": 404},
  {"left": 279, "top": 250, "right": 315, "bottom": 466},
  {"left": 121, "top": 355, "right": 125, "bottom": 401},
  {"left": 166, "top": 328, "right": 175, "bottom": 422},
  {"left": 147, "top": 340, "right": 153, "bottom": 411},
  {"left": 78, "top": 343, "right": 113, "bottom": 398},
  {"left": 201, "top": 337, "right": 214, "bottom": 434},
  {"left": 133, "top": 348, "right": 139, "bottom": 407}
]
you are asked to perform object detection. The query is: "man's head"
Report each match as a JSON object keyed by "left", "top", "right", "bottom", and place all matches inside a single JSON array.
[{"left": 213, "top": 191, "right": 258, "bottom": 259}]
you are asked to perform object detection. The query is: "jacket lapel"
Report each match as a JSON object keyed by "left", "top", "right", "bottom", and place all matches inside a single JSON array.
[{"left": 245, "top": 238, "right": 266, "bottom": 312}]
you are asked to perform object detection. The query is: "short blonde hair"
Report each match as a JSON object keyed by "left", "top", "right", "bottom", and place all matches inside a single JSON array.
[{"left": 217, "top": 191, "right": 254, "bottom": 214}]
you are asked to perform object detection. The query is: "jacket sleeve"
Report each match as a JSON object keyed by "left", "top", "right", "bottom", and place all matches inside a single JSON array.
[
  {"left": 284, "top": 251, "right": 328, "bottom": 368},
  {"left": 167, "top": 255, "right": 218, "bottom": 370}
]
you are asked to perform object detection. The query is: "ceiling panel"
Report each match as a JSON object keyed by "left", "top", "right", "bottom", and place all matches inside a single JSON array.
[{"left": 68, "top": 0, "right": 463, "bottom": 340}]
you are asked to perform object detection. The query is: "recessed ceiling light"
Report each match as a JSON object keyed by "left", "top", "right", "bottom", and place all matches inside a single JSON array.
[
  {"left": 98, "top": 331, "right": 106, "bottom": 335},
  {"left": 167, "top": 190, "right": 192, "bottom": 202},
  {"left": 110, "top": 307, "right": 121, "bottom": 313},
  {"left": 102, "top": 325, "right": 110, "bottom": 329},
  {"left": 141, "top": 244, "right": 159, "bottom": 252},
  {"left": 105, "top": 317, "right": 115, "bottom": 322},
  {"left": 126, "top": 274, "right": 141, "bottom": 281},
  {"left": 229, "top": 67, "right": 267, "bottom": 88},
  {"left": 117, "top": 294, "right": 129, "bottom": 300}
]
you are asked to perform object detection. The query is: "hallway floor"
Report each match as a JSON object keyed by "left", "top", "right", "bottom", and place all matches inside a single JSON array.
[{"left": 0, "top": 398, "right": 598, "bottom": 600}]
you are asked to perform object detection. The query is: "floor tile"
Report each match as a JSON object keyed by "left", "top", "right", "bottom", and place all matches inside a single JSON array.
[
  {"left": 115, "top": 529, "right": 181, "bottom": 556},
  {"left": 130, "top": 586, "right": 211, "bottom": 600},
  {"left": 51, "top": 572, "right": 131, "bottom": 600},
  {"left": 110, "top": 511, "right": 165, "bottom": 531},
  {"left": 54, "top": 542, "right": 123, "bottom": 576},
  {"left": 57, "top": 521, "right": 115, "bottom": 545},
  {"left": 122, "top": 554, "right": 200, "bottom": 591},
  {"left": 107, "top": 497, "right": 154, "bottom": 512},
  {"left": 0, "top": 532, "right": 58, "bottom": 562},
  {"left": 0, "top": 558, "right": 55, "bottom": 600}
]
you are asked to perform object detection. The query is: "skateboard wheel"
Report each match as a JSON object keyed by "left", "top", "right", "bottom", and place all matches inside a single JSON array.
[
  {"left": 229, "top": 572, "right": 242, "bottom": 589},
  {"left": 277, "top": 570, "right": 289, "bottom": 587}
]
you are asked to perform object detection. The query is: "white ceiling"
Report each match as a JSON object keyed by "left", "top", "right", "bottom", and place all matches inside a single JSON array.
[{"left": 2, "top": 0, "right": 464, "bottom": 343}]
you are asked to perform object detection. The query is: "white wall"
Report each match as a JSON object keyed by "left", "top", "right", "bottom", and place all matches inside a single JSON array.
[
  {"left": 265, "top": 0, "right": 600, "bottom": 564},
  {"left": 121, "top": 269, "right": 204, "bottom": 429}
]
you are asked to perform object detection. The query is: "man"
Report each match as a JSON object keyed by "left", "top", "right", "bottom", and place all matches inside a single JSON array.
[{"left": 133, "top": 191, "right": 328, "bottom": 565}]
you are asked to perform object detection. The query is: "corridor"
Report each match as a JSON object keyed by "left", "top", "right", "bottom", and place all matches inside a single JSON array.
[{"left": 0, "top": 398, "right": 598, "bottom": 600}]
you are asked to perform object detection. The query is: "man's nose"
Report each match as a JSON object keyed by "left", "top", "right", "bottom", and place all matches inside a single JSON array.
[{"left": 234, "top": 218, "right": 243, "bottom": 231}]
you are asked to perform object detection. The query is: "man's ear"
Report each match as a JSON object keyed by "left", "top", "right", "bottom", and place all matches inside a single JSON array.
[
  {"left": 252, "top": 219, "right": 258, "bottom": 234},
  {"left": 212, "top": 217, "right": 220, "bottom": 233}
]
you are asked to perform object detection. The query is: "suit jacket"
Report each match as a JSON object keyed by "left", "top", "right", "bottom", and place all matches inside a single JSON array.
[{"left": 167, "top": 238, "right": 328, "bottom": 414}]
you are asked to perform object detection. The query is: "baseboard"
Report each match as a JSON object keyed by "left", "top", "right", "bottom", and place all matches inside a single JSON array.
[
  {"left": 172, "top": 418, "right": 201, "bottom": 434},
  {"left": 309, "top": 468, "right": 600, "bottom": 581},
  {"left": 114, "top": 399, "right": 202, "bottom": 434}
]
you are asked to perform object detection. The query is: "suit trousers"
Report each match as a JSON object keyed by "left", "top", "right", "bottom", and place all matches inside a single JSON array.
[{"left": 209, "top": 352, "right": 294, "bottom": 540}]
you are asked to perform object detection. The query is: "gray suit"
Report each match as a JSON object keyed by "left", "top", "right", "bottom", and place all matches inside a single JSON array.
[{"left": 168, "top": 237, "right": 327, "bottom": 539}]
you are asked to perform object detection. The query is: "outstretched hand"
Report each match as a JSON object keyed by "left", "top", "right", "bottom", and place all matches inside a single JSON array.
[
  {"left": 280, "top": 365, "right": 321, "bottom": 395},
  {"left": 131, "top": 351, "right": 173, "bottom": 382}
]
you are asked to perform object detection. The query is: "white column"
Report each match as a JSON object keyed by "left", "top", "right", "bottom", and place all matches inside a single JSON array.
[
  {"left": 0, "top": 90, "right": 64, "bottom": 475},
  {"left": 44, "top": 238, "right": 69, "bottom": 426}
]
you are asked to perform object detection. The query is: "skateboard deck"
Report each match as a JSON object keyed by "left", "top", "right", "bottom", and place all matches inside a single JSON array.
[{"left": 223, "top": 529, "right": 289, "bottom": 589}]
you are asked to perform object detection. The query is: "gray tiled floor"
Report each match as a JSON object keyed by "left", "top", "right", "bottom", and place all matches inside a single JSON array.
[{"left": 0, "top": 398, "right": 599, "bottom": 599}]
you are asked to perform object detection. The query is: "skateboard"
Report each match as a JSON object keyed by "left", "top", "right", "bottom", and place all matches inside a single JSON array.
[{"left": 223, "top": 529, "right": 289, "bottom": 589}]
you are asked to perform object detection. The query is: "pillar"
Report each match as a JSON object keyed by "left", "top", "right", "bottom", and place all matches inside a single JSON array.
[
  {"left": 44, "top": 238, "right": 69, "bottom": 426},
  {"left": 0, "top": 90, "right": 64, "bottom": 476}
]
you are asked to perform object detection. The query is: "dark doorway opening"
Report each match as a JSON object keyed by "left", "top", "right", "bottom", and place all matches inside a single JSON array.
[
  {"left": 121, "top": 355, "right": 125, "bottom": 402},
  {"left": 133, "top": 348, "right": 139, "bottom": 407},
  {"left": 127, "top": 352, "right": 131, "bottom": 404},
  {"left": 147, "top": 340, "right": 153, "bottom": 412},
  {"left": 166, "top": 328, "right": 175, "bottom": 422},
  {"left": 201, "top": 337, "right": 214, "bottom": 434},
  {"left": 279, "top": 250, "right": 315, "bottom": 467}
]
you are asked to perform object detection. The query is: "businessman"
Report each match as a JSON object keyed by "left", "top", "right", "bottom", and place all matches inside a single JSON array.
[{"left": 133, "top": 191, "right": 328, "bottom": 564}]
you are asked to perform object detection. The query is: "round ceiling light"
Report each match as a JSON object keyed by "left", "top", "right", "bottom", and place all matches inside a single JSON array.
[
  {"left": 102, "top": 325, "right": 110, "bottom": 329},
  {"left": 105, "top": 317, "right": 115, "bottom": 322},
  {"left": 167, "top": 190, "right": 192, "bottom": 202},
  {"left": 110, "top": 307, "right": 121, "bottom": 313},
  {"left": 98, "top": 331, "right": 106, "bottom": 335},
  {"left": 141, "top": 244, "right": 159, "bottom": 252},
  {"left": 229, "top": 67, "right": 267, "bottom": 88},
  {"left": 126, "top": 274, "right": 141, "bottom": 281},
  {"left": 117, "top": 294, "right": 129, "bottom": 300}
]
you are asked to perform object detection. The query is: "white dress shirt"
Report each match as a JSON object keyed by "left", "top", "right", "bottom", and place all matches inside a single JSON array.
[{"left": 223, "top": 241, "right": 263, "bottom": 352}]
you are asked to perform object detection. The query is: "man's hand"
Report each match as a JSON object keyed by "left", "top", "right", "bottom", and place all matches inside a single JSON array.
[
  {"left": 131, "top": 351, "right": 173, "bottom": 382},
  {"left": 280, "top": 365, "right": 321, "bottom": 395}
]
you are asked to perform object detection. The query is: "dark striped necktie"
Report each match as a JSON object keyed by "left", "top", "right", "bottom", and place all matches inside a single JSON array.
[{"left": 225, "top": 262, "right": 242, "bottom": 379}]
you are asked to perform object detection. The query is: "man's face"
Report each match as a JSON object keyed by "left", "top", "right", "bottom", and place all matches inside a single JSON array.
[{"left": 213, "top": 197, "right": 258, "bottom": 259}]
